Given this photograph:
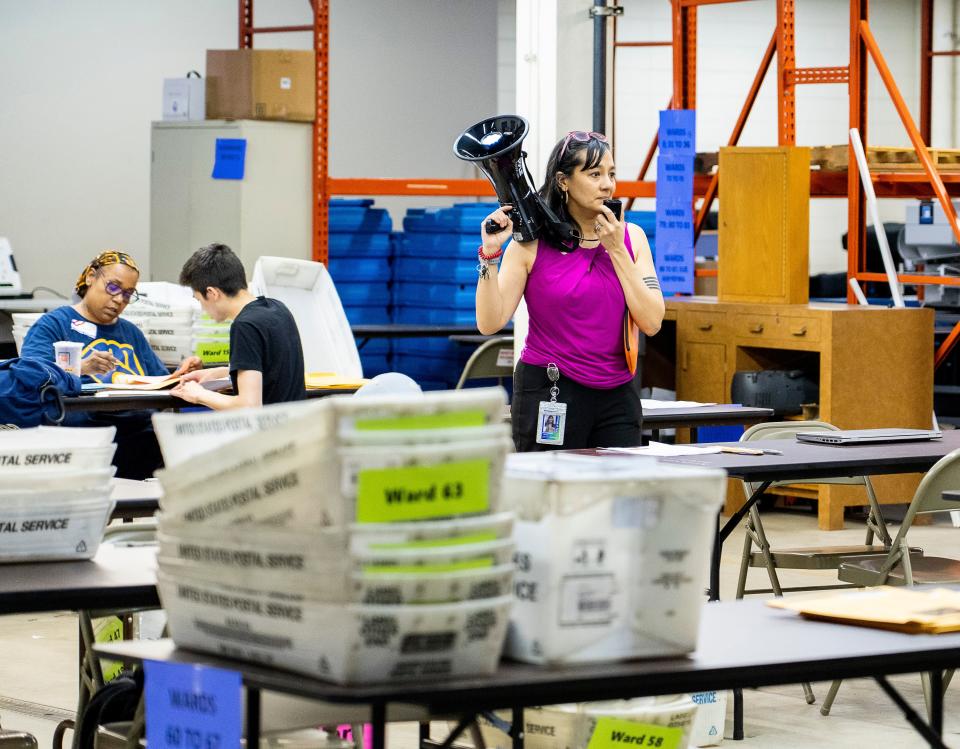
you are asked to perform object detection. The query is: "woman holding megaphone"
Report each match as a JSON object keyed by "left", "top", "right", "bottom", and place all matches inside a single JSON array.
[{"left": 474, "top": 129, "right": 664, "bottom": 451}]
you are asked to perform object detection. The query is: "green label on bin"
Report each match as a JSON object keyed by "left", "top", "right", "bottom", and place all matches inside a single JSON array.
[
  {"left": 370, "top": 531, "right": 498, "bottom": 550},
  {"left": 586, "top": 718, "right": 682, "bottom": 749},
  {"left": 362, "top": 556, "right": 494, "bottom": 574},
  {"left": 354, "top": 410, "right": 487, "bottom": 431},
  {"left": 356, "top": 459, "right": 489, "bottom": 523},
  {"left": 195, "top": 341, "right": 230, "bottom": 361}
]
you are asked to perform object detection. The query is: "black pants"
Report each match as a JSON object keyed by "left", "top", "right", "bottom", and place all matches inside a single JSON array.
[{"left": 512, "top": 361, "right": 643, "bottom": 452}]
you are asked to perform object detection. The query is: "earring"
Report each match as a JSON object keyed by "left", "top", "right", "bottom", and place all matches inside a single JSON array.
[{"left": 562, "top": 189, "right": 568, "bottom": 204}]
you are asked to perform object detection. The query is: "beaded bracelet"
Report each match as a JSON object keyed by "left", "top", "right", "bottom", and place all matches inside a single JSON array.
[{"left": 478, "top": 245, "right": 504, "bottom": 262}]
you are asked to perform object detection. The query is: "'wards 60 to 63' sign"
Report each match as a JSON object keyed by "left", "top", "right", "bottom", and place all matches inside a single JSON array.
[{"left": 655, "top": 110, "right": 695, "bottom": 295}]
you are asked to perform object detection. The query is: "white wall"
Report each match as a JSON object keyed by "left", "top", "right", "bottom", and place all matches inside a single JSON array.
[
  {"left": 613, "top": 0, "right": 952, "bottom": 276},
  {"left": 0, "top": 0, "right": 498, "bottom": 291}
]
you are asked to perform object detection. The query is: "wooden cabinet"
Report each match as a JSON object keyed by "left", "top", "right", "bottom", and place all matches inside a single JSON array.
[
  {"left": 668, "top": 297, "right": 935, "bottom": 530},
  {"left": 718, "top": 147, "right": 811, "bottom": 305}
]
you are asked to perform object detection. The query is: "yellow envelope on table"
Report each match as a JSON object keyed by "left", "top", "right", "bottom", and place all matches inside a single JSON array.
[
  {"left": 305, "top": 371, "right": 369, "bottom": 390},
  {"left": 104, "top": 373, "right": 182, "bottom": 390},
  {"left": 768, "top": 587, "right": 960, "bottom": 634}
]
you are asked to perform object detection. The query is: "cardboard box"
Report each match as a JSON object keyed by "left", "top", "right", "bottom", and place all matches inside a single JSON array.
[
  {"left": 162, "top": 75, "right": 205, "bottom": 121},
  {"left": 206, "top": 49, "right": 315, "bottom": 122}
]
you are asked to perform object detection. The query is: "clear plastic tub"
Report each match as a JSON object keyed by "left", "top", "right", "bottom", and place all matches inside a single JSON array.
[
  {"left": 158, "top": 568, "right": 513, "bottom": 684},
  {"left": 502, "top": 452, "right": 727, "bottom": 664}
]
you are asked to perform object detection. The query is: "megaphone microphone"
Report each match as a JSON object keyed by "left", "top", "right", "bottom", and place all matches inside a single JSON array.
[{"left": 454, "top": 115, "right": 579, "bottom": 247}]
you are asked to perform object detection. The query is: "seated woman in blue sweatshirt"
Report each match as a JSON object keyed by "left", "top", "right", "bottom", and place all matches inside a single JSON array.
[{"left": 20, "top": 250, "right": 201, "bottom": 477}]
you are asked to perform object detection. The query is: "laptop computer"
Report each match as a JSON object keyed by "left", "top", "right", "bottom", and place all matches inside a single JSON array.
[{"left": 795, "top": 428, "right": 942, "bottom": 445}]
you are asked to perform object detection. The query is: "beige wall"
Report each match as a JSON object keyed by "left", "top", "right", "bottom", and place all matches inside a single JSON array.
[{"left": 0, "top": 0, "right": 499, "bottom": 292}]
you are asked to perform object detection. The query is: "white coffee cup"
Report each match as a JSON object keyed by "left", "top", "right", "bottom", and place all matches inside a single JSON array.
[{"left": 53, "top": 341, "right": 83, "bottom": 376}]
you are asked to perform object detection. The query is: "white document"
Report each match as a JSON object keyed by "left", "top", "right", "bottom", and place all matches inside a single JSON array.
[
  {"left": 640, "top": 399, "right": 717, "bottom": 410},
  {"left": 598, "top": 441, "right": 724, "bottom": 457}
]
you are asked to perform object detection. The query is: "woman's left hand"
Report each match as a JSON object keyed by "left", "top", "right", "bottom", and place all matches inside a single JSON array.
[
  {"left": 594, "top": 204, "right": 626, "bottom": 252},
  {"left": 170, "top": 356, "right": 203, "bottom": 378}
]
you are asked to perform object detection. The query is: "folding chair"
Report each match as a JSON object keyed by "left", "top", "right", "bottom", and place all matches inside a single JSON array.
[
  {"left": 735, "top": 420, "right": 905, "bottom": 706},
  {"left": 821, "top": 447, "right": 960, "bottom": 719},
  {"left": 455, "top": 337, "right": 514, "bottom": 390}
]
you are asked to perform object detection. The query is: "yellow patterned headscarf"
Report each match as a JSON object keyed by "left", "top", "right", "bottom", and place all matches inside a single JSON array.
[{"left": 75, "top": 251, "right": 140, "bottom": 298}]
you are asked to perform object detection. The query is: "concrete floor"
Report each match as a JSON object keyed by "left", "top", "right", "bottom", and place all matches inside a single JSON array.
[{"left": 1, "top": 509, "right": 958, "bottom": 748}]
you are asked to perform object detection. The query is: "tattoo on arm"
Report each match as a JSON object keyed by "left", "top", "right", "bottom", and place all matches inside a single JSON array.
[{"left": 643, "top": 276, "right": 661, "bottom": 291}]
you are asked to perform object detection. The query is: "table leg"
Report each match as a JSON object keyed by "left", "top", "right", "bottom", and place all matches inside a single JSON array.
[
  {"left": 875, "top": 675, "right": 948, "bottom": 749},
  {"left": 245, "top": 688, "right": 260, "bottom": 749},
  {"left": 371, "top": 702, "right": 387, "bottom": 749},
  {"left": 732, "top": 689, "right": 743, "bottom": 741},
  {"left": 689, "top": 427, "right": 698, "bottom": 443},
  {"left": 929, "top": 670, "right": 943, "bottom": 739},
  {"left": 419, "top": 722, "right": 430, "bottom": 748},
  {"left": 511, "top": 706, "right": 523, "bottom": 749}
]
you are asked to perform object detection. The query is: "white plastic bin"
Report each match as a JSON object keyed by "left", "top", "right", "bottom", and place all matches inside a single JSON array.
[
  {"left": 152, "top": 401, "right": 330, "bottom": 468},
  {"left": 0, "top": 444, "right": 116, "bottom": 472},
  {"left": 502, "top": 453, "right": 726, "bottom": 664},
  {"left": 331, "top": 388, "right": 507, "bottom": 442},
  {"left": 158, "top": 569, "right": 512, "bottom": 684},
  {"left": 0, "top": 488, "right": 115, "bottom": 562},
  {"left": 477, "top": 697, "right": 699, "bottom": 749}
]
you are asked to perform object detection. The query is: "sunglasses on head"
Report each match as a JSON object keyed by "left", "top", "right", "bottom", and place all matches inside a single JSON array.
[
  {"left": 558, "top": 130, "right": 608, "bottom": 160},
  {"left": 96, "top": 269, "right": 139, "bottom": 303}
]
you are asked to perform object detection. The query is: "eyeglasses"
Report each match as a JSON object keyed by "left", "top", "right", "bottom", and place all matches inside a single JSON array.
[
  {"left": 558, "top": 130, "right": 608, "bottom": 160},
  {"left": 97, "top": 271, "right": 140, "bottom": 303}
]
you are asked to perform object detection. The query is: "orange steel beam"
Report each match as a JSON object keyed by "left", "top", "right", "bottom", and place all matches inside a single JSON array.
[
  {"left": 860, "top": 19, "right": 960, "bottom": 248},
  {"left": 777, "top": 0, "right": 796, "bottom": 145},
  {"left": 930, "top": 50, "right": 960, "bottom": 56},
  {"left": 678, "top": 0, "right": 749, "bottom": 5},
  {"left": 936, "top": 323, "right": 960, "bottom": 368},
  {"left": 786, "top": 66, "right": 850, "bottom": 85},
  {"left": 329, "top": 178, "right": 494, "bottom": 197},
  {"left": 847, "top": 0, "right": 868, "bottom": 302},
  {"left": 312, "top": 0, "right": 329, "bottom": 264},
  {"left": 615, "top": 41, "right": 672, "bottom": 47},
  {"left": 694, "top": 28, "right": 777, "bottom": 239}
]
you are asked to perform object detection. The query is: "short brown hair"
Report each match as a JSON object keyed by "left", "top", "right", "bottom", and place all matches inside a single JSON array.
[{"left": 179, "top": 244, "right": 247, "bottom": 297}]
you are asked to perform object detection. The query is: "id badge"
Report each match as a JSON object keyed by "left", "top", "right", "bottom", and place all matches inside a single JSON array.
[{"left": 536, "top": 401, "right": 568, "bottom": 446}]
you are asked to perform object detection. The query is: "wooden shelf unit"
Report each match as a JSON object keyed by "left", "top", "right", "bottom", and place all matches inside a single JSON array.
[{"left": 664, "top": 297, "right": 934, "bottom": 530}]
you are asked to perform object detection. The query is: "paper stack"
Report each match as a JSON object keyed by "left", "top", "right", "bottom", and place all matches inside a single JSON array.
[
  {"left": 10, "top": 312, "right": 45, "bottom": 355},
  {"left": 769, "top": 587, "right": 960, "bottom": 634},
  {"left": 123, "top": 282, "right": 231, "bottom": 367},
  {"left": 0, "top": 426, "right": 117, "bottom": 562},
  {"left": 151, "top": 388, "right": 516, "bottom": 684}
]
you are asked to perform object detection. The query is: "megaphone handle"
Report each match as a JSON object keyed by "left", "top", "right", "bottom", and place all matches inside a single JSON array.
[{"left": 484, "top": 218, "right": 504, "bottom": 235}]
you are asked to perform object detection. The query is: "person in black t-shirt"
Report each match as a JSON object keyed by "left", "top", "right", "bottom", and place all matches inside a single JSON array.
[{"left": 171, "top": 244, "right": 306, "bottom": 409}]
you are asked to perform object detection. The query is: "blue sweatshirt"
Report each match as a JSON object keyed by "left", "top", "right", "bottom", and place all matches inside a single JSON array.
[{"left": 20, "top": 305, "right": 167, "bottom": 383}]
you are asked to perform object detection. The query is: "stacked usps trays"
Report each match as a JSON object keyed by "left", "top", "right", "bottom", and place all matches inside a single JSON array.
[
  {"left": 151, "top": 388, "right": 515, "bottom": 684},
  {"left": 0, "top": 427, "right": 117, "bottom": 562},
  {"left": 122, "top": 282, "right": 231, "bottom": 367}
]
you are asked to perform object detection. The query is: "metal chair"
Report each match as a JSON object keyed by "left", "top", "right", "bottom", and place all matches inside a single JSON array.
[
  {"left": 735, "top": 420, "right": 904, "bottom": 707},
  {"left": 736, "top": 421, "right": 900, "bottom": 601},
  {"left": 821, "top": 447, "right": 960, "bottom": 718},
  {"left": 455, "top": 337, "right": 514, "bottom": 390}
]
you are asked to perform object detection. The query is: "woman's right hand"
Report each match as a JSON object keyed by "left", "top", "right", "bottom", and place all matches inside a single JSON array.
[
  {"left": 482, "top": 205, "right": 514, "bottom": 254},
  {"left": 82, "top": 349, "right": 118, "bottom": 376}
]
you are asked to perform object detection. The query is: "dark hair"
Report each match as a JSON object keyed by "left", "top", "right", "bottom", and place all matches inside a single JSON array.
[
  {"left": 178, "top": 243, "right": 248, "bottom": 297},
  {"left": 538, "top": 135, "right": 611, "bottom": 247}
]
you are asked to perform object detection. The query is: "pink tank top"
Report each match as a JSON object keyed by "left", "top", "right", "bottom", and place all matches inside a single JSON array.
[{"left": 520, "top": 229, "right": 636, "bottom": 389}]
